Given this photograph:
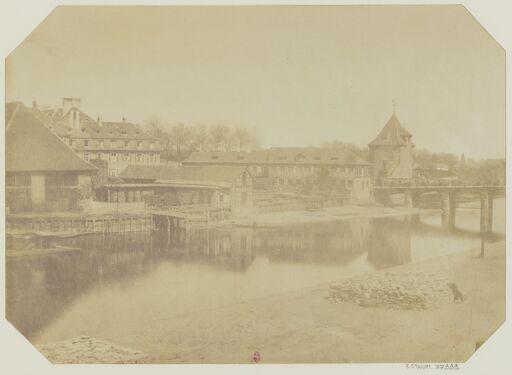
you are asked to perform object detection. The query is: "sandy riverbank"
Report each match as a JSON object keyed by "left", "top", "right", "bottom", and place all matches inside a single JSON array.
[
  {"left": 37, "top": 240, "right": 504, "bottom": 363},
  {"left": 234, "top": 205, "right": 431, "bottom": 227}
]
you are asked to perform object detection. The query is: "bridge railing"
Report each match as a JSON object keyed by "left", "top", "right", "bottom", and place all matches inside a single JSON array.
[{"left": 375, "top": 178, "right": 505, "bottom": 188}]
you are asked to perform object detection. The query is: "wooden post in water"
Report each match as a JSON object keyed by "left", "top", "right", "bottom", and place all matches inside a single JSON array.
[
  {"left": 448, "top": 191, "right": 456, "bottom": 230},
  {"left": 441, "top": 192, "right": 450, "bottom": 229},
  {"left": 480, "top": 191, "right": 489, "bottom": 258},
  {"left": 167, "top": 216, "right": 171, "bottom": 244},
  {"left": 487, "top": 191, "right": 494, "bottom": 234}
]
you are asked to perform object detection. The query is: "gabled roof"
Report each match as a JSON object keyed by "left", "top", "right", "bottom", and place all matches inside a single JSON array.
[
  {"left": 5, "top": 103, "right": 97, "bottom": 173},
  {"left": 119, "top": 165, "right": 249, "bottom": 184},
  {"left": 183, "top": 148, "right": 370, "bottom": 166},
  {"left": 369, "top": 113, "right": 413, "bottom": 147},
  {"left": 40, "top": 106, "right": 157, "bottom": 141}
]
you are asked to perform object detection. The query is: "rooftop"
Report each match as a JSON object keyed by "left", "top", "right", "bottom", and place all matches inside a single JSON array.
[
  {"left": 183, "top": 148, "right": 370, "bottom": 166},
  {"left": 369, "top": 112, "right": 413, "bottom": 147},
  {"left": 118, "top": 165, "right": 250, "bottom": 185},
  {"left": 6, "top": 102, "right": 97, "bottom": 173},
  {"left": 39, "top": 103, "right": 157, "bottom": 141}
]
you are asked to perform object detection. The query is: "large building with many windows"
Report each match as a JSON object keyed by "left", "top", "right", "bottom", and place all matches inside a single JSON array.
[
  {"left": 182, "top": 147, "right": 372, "bottom": 204},
  {"left": 36, "top": 98, "right": 162, "bottom": 177}
]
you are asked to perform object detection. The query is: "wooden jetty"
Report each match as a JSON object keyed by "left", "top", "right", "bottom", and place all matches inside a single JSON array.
[{"left": 6, "top": 213, "right": 153, "bottom": 236}]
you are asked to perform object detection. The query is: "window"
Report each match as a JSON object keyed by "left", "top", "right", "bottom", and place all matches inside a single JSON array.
[
  {"left": 124, "top": 153, "right": 129, "bottom": 161},
  {"left": 110, "top": 169, "right": 117, "bottom": 177},
  {"left": 212, "top": 155, "right": 219, "bottom": 160},
  {"left": 111, "top": 152, "right": 116, "bottom": 160},
  {"left": 150, "top": 142, "right": 155, "bottom": 150},
  {"left": 137, "top": 141, "right": 142, "bottom": 150},
  {"left": 84, "top": 140, "right": 89, "bottom": 147},
  {"left": 237, "top": 156, "right": 245, "bottom": 160},
  {"left": 137, "top": 153, "right": 143, "bottom": 162},
  {"left": 125, "top": 141, "right": 129, "bottom": 148},
  {"left": 97, "top": 152, "right": 101, "bottom": 159},
  {"left": 84, "top": 152, "right": 89, "bottom": 161},
  {"left": 99, "top": 140, "right": 104, "bottom": 149}
]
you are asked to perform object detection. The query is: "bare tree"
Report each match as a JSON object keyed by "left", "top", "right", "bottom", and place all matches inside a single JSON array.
[
  {"left": 231, "top": 125, "right": 252, "bottom": 151},
  {"left": 190, "top": 124, "right": 209, "bottom": 152},
  {"left": 210, "top": 125, "right": 231, "bottom": 151},
  {"left": 144, "top": 116, "right": 173, "bottom": 165}
]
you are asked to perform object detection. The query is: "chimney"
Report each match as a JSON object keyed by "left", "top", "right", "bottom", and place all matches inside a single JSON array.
[
  {"left": 122, "top": 117, "right": 126, "bottom": 123},
  {"left": 32, "top": 100, "right": 37, "bottom": 109},
  {"left": 62, "top": 97, "right": 81, "bottom": 115},
  {"left": 97, "top": 117, "right": 103, "bottom": 127}
]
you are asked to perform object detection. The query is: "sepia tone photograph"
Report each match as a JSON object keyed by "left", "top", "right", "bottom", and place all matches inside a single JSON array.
[{"left": 2, "top": 3, "right": 508, "bottom": 367}]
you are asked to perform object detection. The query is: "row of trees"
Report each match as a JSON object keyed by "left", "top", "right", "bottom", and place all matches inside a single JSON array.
[{"left": 144, "top": 117, "right": 261, "bottom": 163}]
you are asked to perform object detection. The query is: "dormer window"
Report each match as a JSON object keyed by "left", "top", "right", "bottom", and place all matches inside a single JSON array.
[
  {"left": 81, "top": 128, "right": 85, "bottom": 133},
  {"left": 237, "top": 156, "right": 245, "bottom": 160},
  {"left": 212, "top": 155, "right": 219, "bottom": 160}
]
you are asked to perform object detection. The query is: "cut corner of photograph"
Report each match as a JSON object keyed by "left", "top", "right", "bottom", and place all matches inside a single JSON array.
[{"left": 1, "top": 0, "right": 510, "bottom": 373}]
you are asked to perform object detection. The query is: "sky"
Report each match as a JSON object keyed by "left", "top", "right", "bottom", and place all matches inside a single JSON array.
[{"left": 5, "top": 5, "right": 505, "bottom": 159}]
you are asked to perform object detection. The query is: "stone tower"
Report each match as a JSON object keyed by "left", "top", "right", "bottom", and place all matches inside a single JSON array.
[{"left": 369, "top": 110, "right": 414, "bottom": 180}]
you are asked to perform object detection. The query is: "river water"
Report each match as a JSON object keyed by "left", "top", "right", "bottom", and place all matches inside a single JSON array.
[{"left": 6, "top": 199, "right": 505, "bottom": 345}]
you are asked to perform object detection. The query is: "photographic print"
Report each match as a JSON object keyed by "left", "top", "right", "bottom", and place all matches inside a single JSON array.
[{"left": 3, "top": 4, "right": 506, "bottom": 364}]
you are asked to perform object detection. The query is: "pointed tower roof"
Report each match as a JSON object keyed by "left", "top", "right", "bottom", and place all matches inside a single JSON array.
[{"left": 369, "top": 112, "right": 412, "bottom": 147}]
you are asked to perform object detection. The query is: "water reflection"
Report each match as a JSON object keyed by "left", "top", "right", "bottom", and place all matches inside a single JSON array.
[{"left": 5, "top": 200, "right": 505, "bottom": 342}]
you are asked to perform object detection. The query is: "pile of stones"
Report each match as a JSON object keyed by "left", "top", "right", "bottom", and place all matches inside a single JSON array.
[
  {"left": 37, "top": 336, "right": 148, "bottom": 364},
  {"left": 329, "top": 271, "right": 459, "bottom": 310}
]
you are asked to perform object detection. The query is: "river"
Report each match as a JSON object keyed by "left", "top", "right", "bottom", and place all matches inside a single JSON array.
[{"left": 6, "top": 199, "right": 505, "bottom": 346}]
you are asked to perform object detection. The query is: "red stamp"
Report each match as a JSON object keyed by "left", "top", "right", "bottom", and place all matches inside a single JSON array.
[{"left": 251, "top": 351, "right": 261, "bottom": 363}]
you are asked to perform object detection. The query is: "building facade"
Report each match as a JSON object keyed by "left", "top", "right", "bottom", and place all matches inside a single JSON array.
[
  {"left": 6, "top": 102, "right": 97, "bottom": 213},
  {"left": 99, "top": 165, "right": 254, "bottom": 217},
  {"left": 368, "top": 111, "right": 414, "bottom": 180},
  {"left": 183, "top": 148, "right": 373, "bottom": 204},
  {"left": 37, "top": 98, "right": 162, "bottom": 177}
]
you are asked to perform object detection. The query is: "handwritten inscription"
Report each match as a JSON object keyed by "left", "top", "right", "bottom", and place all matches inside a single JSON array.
[{"left": 406, "top": 363, "right": 460, "bottom": 370}]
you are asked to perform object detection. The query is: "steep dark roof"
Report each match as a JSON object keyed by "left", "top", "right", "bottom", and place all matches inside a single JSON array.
[
  {"left": 5, "top": 103, "right": 97, "bottom": 173},
  {"left": 369, "top": 113, "right": 413, "bottom": 147},
  {"left": 183, "top": 148, "right": 370, "bottom": 166},
  {"left": 5, "top": 102, "right": 20, "bottom": 127},
  {"left": 40, "top": 107, "right": 157, "bottom": 141},
  {"left": 119, "top": 165, "right": 249, "bottom": 184}
]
